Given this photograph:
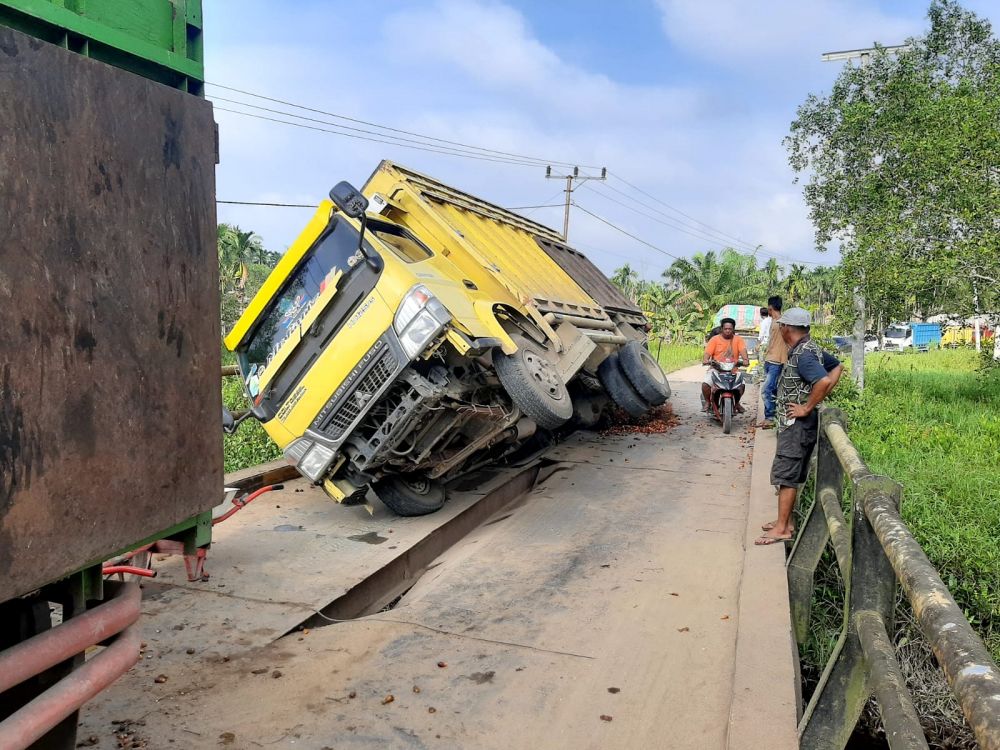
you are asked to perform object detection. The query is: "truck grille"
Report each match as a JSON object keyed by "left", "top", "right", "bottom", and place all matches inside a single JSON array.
[{"left": 319, "top": 345, "right": 398, "bottom": 440}]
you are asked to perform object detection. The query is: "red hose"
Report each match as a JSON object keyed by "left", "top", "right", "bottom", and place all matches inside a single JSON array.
[
  {"left": 212, "top": 483, "right": 282, "bottom": 525},
  {"left": 101, "top": 566, "right": 156, "bottom": 578}
]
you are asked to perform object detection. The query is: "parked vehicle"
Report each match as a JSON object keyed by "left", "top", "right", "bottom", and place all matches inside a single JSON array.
[
  {"left": 882, "top": 323, "right": 942, "bottom": 352},
  {"left": 225, "top": 162, "right": 671, "bottom": 515},
  {"left": 865, "top": 334, "right": 880, "bottom": 353},
  {"left": 701, "top": 360, "right": 745, "bottom": 434}
]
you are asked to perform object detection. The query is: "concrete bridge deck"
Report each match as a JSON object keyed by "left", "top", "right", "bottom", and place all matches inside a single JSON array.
[{"left": 78, "top": 366, "right": 799, "bottom": 749}]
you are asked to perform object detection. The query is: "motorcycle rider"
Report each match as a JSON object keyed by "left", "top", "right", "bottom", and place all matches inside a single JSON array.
[{"left": 702, "top": 318, "right": 749, "bottom": 413}]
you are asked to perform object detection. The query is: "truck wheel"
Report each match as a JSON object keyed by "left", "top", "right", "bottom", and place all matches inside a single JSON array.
[
  {"left": 597, "top": 353, "right": 649, "bottom": 418},
  {"left": 618, "top": 341, "right": 671, "bottom": 405},
  {"left": 493, "top": 336, "right": 573, "bottom": 430},
  {"left": 375, "top": 475, "right": 447, "bottom": 516}
]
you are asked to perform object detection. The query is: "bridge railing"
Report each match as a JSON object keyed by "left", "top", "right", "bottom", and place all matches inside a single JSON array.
[{"left": 789, "top": 408, "right": 1000, "bottom": 750}]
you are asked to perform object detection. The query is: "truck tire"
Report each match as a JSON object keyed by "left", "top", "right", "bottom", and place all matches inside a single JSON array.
[
  {"left": 618, "top": 341, "right": 671, "bottom": 405},
  {"left": 375, "top": 475, "right": 447, "bottom": 516},
  {"left": 493, "top": 336, "right": 573, "bottom": 430},
  {"left": 597, "top": 353, "right": 649, "bottom": 419}
]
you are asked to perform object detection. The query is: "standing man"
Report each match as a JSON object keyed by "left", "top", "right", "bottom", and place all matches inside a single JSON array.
[
  {"left": 757, "top": 308, "right": 843, "bottom": 545},
  {"left": 702, "top": 317, "right": 750, "bottom": 413},
  {"left": 759, "top": 295, "right": 787, "bottom": 429},
  {"left": 758, "top": 306, "right": 772, "bottom": 350}
]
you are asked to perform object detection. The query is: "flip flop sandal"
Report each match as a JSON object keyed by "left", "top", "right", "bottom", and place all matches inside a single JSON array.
[
  {"left": 755, "top": 534, "right": 793, "bottom": 546},
  {"left": 761, "top": 522, "right": 796, "bottom": 533}
]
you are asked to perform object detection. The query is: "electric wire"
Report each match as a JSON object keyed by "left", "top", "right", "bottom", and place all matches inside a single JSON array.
[
  {"left": 207, "top": 82, "right": 596, "bottom": 169},
  {"left": 218, "top": 200, "right": 315, "bottom": 208},
  {"left": 578, "top": 182, "right": 758, "bottom": 250},
  {"left": 571, "top": 202, "right": 683, "bottom": 262},
  {"left": 213, "top": 106, "right": 552, "bottom": 167},
  {"left": 211, "top": 95, "right": 555, "bottom": 166}
]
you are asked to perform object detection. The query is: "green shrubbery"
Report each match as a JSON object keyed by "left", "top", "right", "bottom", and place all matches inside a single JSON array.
[{"left": 653, "top": 343, "right": 703, "bottom": 373}]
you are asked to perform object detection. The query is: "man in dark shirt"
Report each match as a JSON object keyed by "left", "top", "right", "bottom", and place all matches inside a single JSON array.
[{"left": 757, "top": 307, "right": 843, "bottom": 545}]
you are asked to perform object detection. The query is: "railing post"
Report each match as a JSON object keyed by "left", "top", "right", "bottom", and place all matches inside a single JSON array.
[
  {"left": 787, "top": 408, "right": 845, "bottom": 644},
  {"left": 800, "top": 444, "right": 900, "bottom": 749}
]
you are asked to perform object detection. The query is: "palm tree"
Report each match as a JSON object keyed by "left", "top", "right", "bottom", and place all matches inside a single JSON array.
[
  {"left": 218, "top": 224, "right": 266, "bottom": 296},
  {"left": 610, "top": 264, "right": 641, "bottom": 303},
  {"left": 664, "top": 248, "right": 769, "bottom": 330},
  {"left": 784, "top": 264, "right": 811, "bottom": 305}
]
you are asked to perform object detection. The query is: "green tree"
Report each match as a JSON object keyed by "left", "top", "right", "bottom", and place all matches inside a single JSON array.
[
  {"left": 664, "top": 249, "right": 769, "bottom": 331},
  {"left": 785, "top": 0, "right": 1000, "bottom": 334}
]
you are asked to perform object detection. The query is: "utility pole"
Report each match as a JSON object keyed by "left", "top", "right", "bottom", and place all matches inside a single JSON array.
[
  {"left": 821, "top": 44, "right": 911, "bottom": 390},
  {"left": 545, "top": 165, "right": 606, "bottom": 241}
]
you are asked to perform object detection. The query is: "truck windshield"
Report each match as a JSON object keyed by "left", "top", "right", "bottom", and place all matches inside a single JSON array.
[
  {"left": 885, "top": 328, "right": 908, "bottom": 339},
  {"left": 241, "top": 218, "right": 366, "bottom": 372}
]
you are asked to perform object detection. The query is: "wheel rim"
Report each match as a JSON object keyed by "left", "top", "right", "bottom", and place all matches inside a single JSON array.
[
  {"left": 642, "top": 352, "right": 667, "bottom": 384},
  {"left": 524, "top": 350, "right": 565, "bottom": 401},
  {"left": 403, "top": 477, "right": 431, "bottom": 495}
]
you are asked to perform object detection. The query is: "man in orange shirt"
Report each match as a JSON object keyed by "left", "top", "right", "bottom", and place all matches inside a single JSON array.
[{"left": 702, "top": 317, "right": 749, "bottom": 412}]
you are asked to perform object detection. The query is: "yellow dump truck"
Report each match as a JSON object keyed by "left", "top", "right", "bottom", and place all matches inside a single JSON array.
[{"left": 224, "top": 161, "right": 671, "bottom": 515}]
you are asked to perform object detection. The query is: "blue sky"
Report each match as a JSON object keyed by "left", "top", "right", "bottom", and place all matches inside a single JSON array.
[{"left": 206, "top": 0, "right": 1000, "bottom": 280}]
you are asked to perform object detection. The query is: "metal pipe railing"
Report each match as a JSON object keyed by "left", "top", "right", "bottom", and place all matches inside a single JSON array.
[
  {"left": 793, "top": 409, "right": 1000, "bottom": 750},
  {"left": 0, "top": 582, "right": 142, "bottom": 750},
  {"left": 854, "top": 611, "right": 929, "bottom": 750},
  {"left": 0, "top": 582, "right": 140, "bottom": 694},
  {"left": 864, "top": 490, "right": 1000, "bottom": 747}
]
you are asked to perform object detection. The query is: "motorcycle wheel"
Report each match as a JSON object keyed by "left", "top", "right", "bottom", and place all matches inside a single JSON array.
[{"left": 722, "top": 398, "right": 733, "bottom": 434}]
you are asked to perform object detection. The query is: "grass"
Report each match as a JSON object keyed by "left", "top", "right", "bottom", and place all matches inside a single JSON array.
[
  {"left": 799, "top": 348, "right": 999, "bottom": 747},
  {"left": 653, "top": 343, "right": 703, "bottom": 373},
  {"left": 836, "top": 349, "right": 1000, "bottom": 655}
]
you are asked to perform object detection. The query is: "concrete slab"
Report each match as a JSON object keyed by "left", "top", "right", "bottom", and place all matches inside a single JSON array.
[
  {"left": 725, "top": 392, "right": 800, "bottom": 749},
  {"left": 78, "top": 366, "right": 799, "bottom": 749}
]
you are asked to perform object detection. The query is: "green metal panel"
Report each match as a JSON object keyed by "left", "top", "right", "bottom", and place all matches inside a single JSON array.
[{"left": 0, "top": 0, "right": 204, "bottom": 92}]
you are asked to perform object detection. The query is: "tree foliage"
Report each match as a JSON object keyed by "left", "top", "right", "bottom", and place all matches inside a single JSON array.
[
  {"left": 610, "top": 250, "right": 842, "bottom": 344},
  {"left": 786, "top": 0, "right": 1000, "bottom": 327}
]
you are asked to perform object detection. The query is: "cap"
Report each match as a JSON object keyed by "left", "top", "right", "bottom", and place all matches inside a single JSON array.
[{"left": 778, "top": 307, "right": 811, "bottom": 327}]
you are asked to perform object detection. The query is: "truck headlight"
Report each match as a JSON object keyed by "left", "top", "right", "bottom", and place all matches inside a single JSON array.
[
  {"left": 283, "top": 438, "right": 336, "bottom": 482},
  {"left": 394, "top": 285, "right": 450, "bottom": 359}
]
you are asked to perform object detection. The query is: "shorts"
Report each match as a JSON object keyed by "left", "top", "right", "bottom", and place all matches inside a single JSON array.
[{"left": 770, "top": 418, "right": 819, "bottom": 488}]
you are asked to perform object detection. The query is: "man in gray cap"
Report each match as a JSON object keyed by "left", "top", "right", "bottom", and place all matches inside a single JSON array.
[{"left": 757, "top": 307, "right": 843, "bottom": 545}]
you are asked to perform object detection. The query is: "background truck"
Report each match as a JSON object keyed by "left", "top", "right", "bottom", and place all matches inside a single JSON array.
[
  {"left": 0, "top": 3, "right": 219, "bottom": 747},
  {"left": 882, "top": 322, "right": 942, "bottom": 351},
  {"left": 225, "top": 161, "right": 672, "bottom": 516}
]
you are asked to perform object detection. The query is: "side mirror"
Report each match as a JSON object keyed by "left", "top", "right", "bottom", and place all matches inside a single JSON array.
[{"left": 329, "top": 181, "right": 369, "bottom": 219}]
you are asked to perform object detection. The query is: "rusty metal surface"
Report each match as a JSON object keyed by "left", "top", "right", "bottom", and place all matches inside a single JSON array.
[
  {"left": 0, "top": 26, "right": 220, "bottom": 601},
  {"left": 534, "top": 237, "right": 644, "bottom": 315}
]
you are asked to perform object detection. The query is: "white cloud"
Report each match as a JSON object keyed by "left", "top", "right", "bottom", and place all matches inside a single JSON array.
[
  {"left": 655, "top": 0, "right": 921, "bottom": 74},
  {"left": 206, "top": 0, "right": 889, "bottom": 279}
]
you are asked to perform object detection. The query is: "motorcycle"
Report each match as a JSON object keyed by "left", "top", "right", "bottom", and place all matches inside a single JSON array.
[{"left": 702, "top": 359, "right": 745, "bottom": 434}]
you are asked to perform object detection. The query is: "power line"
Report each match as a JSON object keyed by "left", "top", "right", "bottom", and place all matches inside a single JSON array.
[
  {"left": 596, "top": 177, "right": 822, "bottom": 266},
  {"left": 579, "top": 182, "right": 756, "bottom": 250},
  {"left": 596, "top": 180, "right": 759, "bottom": 252},
  {"left": 207, "top": 82, "right": 597, "bottom": 170},
  {"left": 218, "top": 199, "right": 567, "bottom": 212},
  {"left": 607, "top": 172, "right": 761, "bottom": 250},
  {"left": 210, "top": 95, "right": 550, "bottom": 166},
  {"left": 572, "top": 202, "right": 682, "bottom": 262},
  {"left": 218, "top": 200, "right": 315, "bottom": 208},
  {"left": 213, "top": 106, "right": 551, "bottom": 167},
  {"left": 505, "top": 203, "right": 566, "bottom": 211}
]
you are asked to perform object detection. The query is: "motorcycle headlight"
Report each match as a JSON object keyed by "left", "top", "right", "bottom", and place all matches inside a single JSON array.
[{"left": 394, "top": 285, "right": 450, "bottom": 359}]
